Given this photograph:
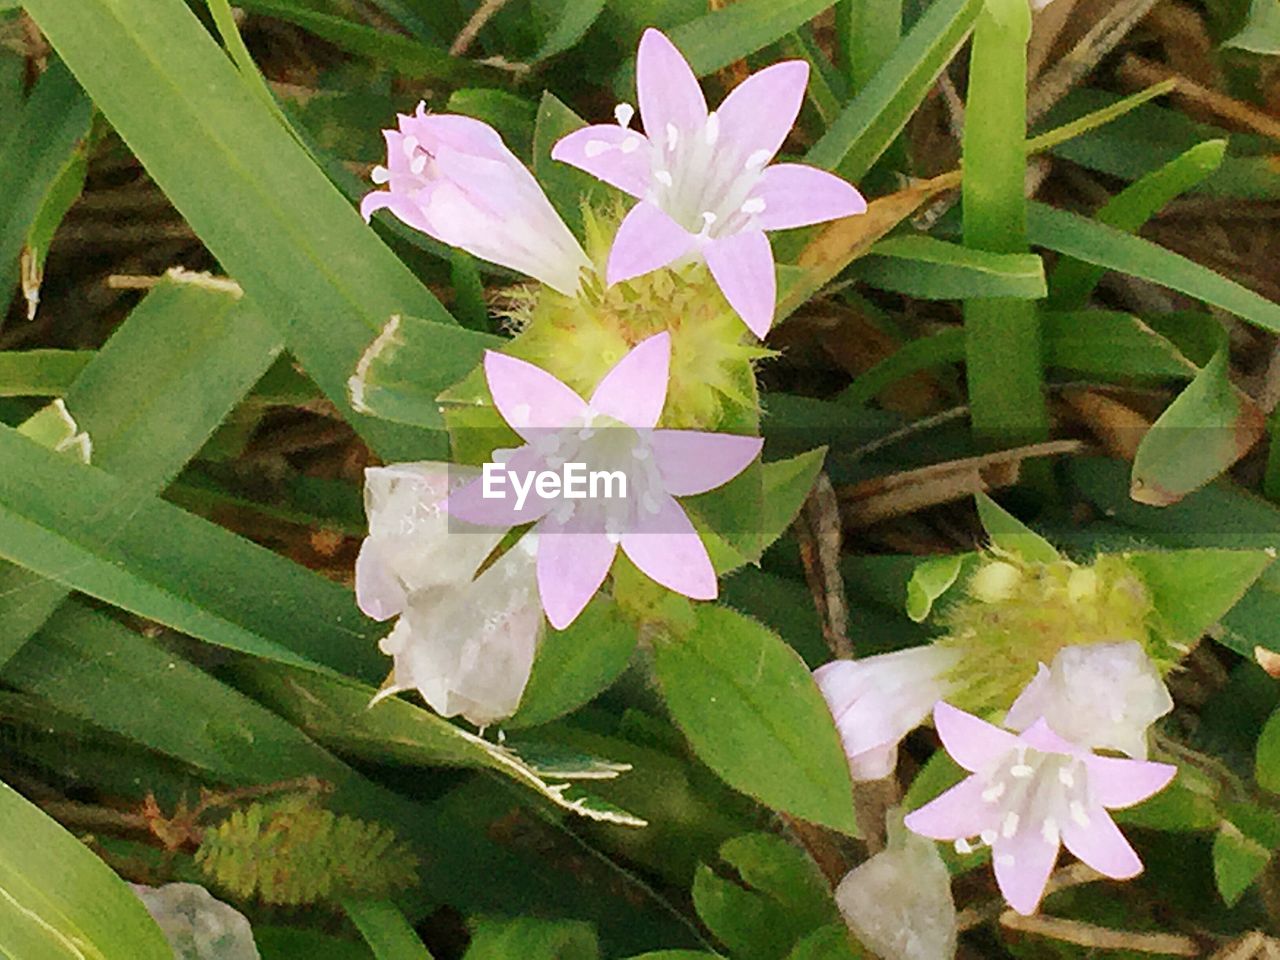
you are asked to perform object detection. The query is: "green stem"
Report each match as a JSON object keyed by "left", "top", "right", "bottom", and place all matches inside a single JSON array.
[{"left": 962, "top": 0, "right": 1049, "bottom": 447}]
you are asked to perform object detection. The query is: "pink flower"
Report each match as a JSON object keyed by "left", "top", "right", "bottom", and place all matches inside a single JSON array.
[
  {"left": 361, "top": 106, "right": 590, "bottom": 295},
  {"left": 551, "top": 29, "right": 867, "bottom": 337},
  {"left": 447, "top": 331, "right": 763, "bottom": 629},
  {"left": 815, "top": 645, "right": 960, "bottom": 781},
  {"left": 904, "top": 703, "right": 1176, "bottom": 916}
]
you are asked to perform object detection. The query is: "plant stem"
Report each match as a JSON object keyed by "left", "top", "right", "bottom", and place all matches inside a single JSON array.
[{"left": 962, "top": 0, "right": 1050, "bottom": 448}]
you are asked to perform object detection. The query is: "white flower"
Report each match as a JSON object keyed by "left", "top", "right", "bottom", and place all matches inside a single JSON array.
[
  {"left": 1004, "top": 641, "right": 1172, "bottom": 759},
  {"left": 130, "top": 883, "right": 259, "bottom": 960},
  {"left": 835, "top": 821, "right": 957, "bottom": 960},
  {"left": 356, "top": 461, "right": 543, "bottom": 726},
  {"left": 815, "top": 645, "right": 961, "bottom": 781},
  {"left": 355, "top": 461, "right": 505, "bottom": 621},
  {"left": 379, "top": 538, "right": 543, "bottom": 726}
]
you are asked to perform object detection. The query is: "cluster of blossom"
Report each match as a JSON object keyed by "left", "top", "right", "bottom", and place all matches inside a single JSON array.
[
  {"left": 819, "top": 639, "right": 1177, "bottom": 919},
  {"left": 356, "top": 29, "right": 864, "bottom": 722}
]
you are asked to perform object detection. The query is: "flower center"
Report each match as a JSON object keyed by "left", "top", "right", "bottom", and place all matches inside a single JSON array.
[
  {"left": 952, "top": 746, "right": 1090, "bottom": 859},
  {"left": 534, "top": 414, "right": 666, "bottom": 536},
  {"left": 648, "top": 113, "right": 768, "bottom": 238}
]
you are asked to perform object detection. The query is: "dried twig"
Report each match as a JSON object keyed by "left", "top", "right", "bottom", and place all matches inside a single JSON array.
[
  {"left": 838, "top": 440, "right": 1086, "bottom": 528},
  {"left": 798, "top": 472, "right": 852, "bottom": 660},
  {"left": 1027, "top": 0, "right": 1167, "bottom": 123},
  {"left": 450, "top": 0, "right": 514, "bottom": 56},
  {"left": 999, "top": 910, "right": 1201, "bottom": 956},
  {"left": 1119, "top": 54, "right": 1280, "bottom": 141}
]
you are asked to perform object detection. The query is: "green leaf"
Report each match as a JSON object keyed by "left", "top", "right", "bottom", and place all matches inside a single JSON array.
[
  {"left": 1049, "top": 140, "right": 1227, "bottom": 310},
  {"left": 464, "top": 918, "right": 598, "bottom": 960},
  {"left": 0, "top": 350, "right": 91, "bottom": 397},
  {"left": 974, "top": 492, "right": 1061, "bottom": 563},
  {"left": 508, "top": 598, "right": 638, "bottom": 729},
  {"left": 807, "top": 0, "right": 981, "bottom": 179},
  {"left": 1124, "top": 549, "right": 1273, "bottom": 649},
  {"left": 1028, "top": 203, "right": 1280, "bottom": 336},
  {"left": 0, "top": 280, "right": 285, "bottom": 667},
  {"left": 961, "top": 0, "right": 1046, "bottom": 448},
  {"left": 906, "top": 554, "right": 965, "bottom": 623},
  {"left": 1041, "top": 311, "right": 1197, "bottom": 382},
  {"left": 1212, "top": 822, "right": 1272, "bottom": 907},
  {"left": 1131, "top": 349, "right": 1267, "bottom": 506},
  {"left": 0, "top": 60, "right": 92, "bottom": 302},
  {"left": 651, "top": 605, "right": 858, "bottom": 834},
  {"left": 0, "top": 777, "right": 171, "bottom": 959},
  {"left": 0, "top": 424, "right": 383, "bottom": 677},
  {"left": 837, "top": 328, "right": 964, "bottom": 407},
  {"left": 1225, "top": 0, "right": 1280, "bottom": 53},
  {"left": 853, "top": 236, "right": 1046, "bottom": 300},
  {"left": 760, "top": 448, "right": 828, "bottom": 553},
  {"left": 717, "top": 833, "right": 837, "bottom": 931},
  {"left": 236, "top": 0, "right": 502, "bottom": 83},
  {"left": 348, "top": 313, "right": 501, "bottom": 429},
  {"left": 532, "top": 0, "right": 607, "bottom": 61},
  {"left": 1258, "top": 706, "right": 1280, "bottom": 794},
  {"left": 236, "top": 661, "right": 649, "bottom": 826},
  {"left": 785, "top": 924, "right": 862, "bottom": 960},
  {"left": 24, "top": 0, "right": 487, "bottom": 459},
  {"left": 615, "top": 0, "right": 842, "bottom": 88},
  {"left": 533, "top": 93, "right": 606, "bottom": 235},
  {"left": 344, "top": 900, "right": 434, "bottom": 960}
]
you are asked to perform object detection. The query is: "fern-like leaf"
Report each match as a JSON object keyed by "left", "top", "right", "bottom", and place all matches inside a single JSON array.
[{"left": 195, "top": 794, "right": 418, "bottom": 905}]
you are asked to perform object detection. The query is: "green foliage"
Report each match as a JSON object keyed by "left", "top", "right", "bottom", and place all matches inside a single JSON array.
[
  {"left": 651, "top": 605, "right": 858, "bottom": 834},
  {"left": 196, "top": 794, "right": 420, "bottom": 906}
]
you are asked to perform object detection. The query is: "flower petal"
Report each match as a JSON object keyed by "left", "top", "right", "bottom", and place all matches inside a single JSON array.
[
  {"left": 933, "top": 702, "right": 1020, "bottom": 773},
  {"left": 551, "top": 125, "right": 653, "bottom": 199},
  {"left": 636, "top": 29, "right": 707, "bottom": 141},
  {"left": 1083, "top": 756, "right": 1177, "bottom": 809},
  {"left": 402, "top": 109, "right": 512, "bottom": 163},
  {"left": 751, "top": 164, "right": 868, "bottom": 231},
  {"left": 590, "top": 332, "right": 671, "bottom": 429},
  {"left": 354, "top": 539, "right": 405, "bottom": 621},
  {"left": 649, "top": 430, "right": 762, "bottom": 495},
  {"left": 620, "top": 493, "right": 716, "bottom": 600},
  {"left": 1061, "top": 808, "right": 1143, "bottom": 879},
  {"left": 903, "top": 776, "right": 993, "bottom": 841},
  {"left": 703, "top": 229, "right": 776, "bottom": 337},
  {"left": 360, "top": 189, "right": 433, "bottom": 234},
  {"left": 606, "top": 201, "right": 696, "bottom": 285},
  {"left": 715, "top": 60, "right": 809, "bottom": 166},
  {"left": 485, "top": 351, "right": 589, "bottom": 441},
  {"left": 1004, "top": 663, "right": 1051, "bottom": 732},
  {"left": 993, "top": 827, "right": 1060, "bottom": 916},
  {"left": 444, "top": 447, "right": 557, "bottom": 528},
  {"left": 536, "top": 522, "right": 617, "bottom": 629}
]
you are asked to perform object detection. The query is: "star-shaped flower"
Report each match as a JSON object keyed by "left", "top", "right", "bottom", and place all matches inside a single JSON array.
[
  {"left": 447, "top": 332, "right": 763, "bottom": 629},
  {"left": 552, "top": 29, "right": 867, "bottom": 337},
  {"left": 904, "top": 703, "right": 1176, "bottom": 916},
  {"left": 361, "top": 106, "right": 590, "bottom": 295}
]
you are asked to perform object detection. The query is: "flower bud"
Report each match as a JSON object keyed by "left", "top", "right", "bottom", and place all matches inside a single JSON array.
[{"left": 361, "top": 107, "right": 590, "bottom": 296}]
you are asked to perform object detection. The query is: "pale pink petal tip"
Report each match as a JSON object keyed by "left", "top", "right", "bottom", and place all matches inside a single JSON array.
[
  {"left": 590, "top": 331, "right": 672, "bottom": 429},
  {"left": 703, "top": 230, "right": 776, "bottom": 337},
  {"left": 649, "top": 431, "right": 762, "bottom": 496},
  {"left": 636, "top": 29, "right": 707, "bottom": 140},
  {"left": 932, "top": 701, "right": 1020, "bottom": 773}
]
